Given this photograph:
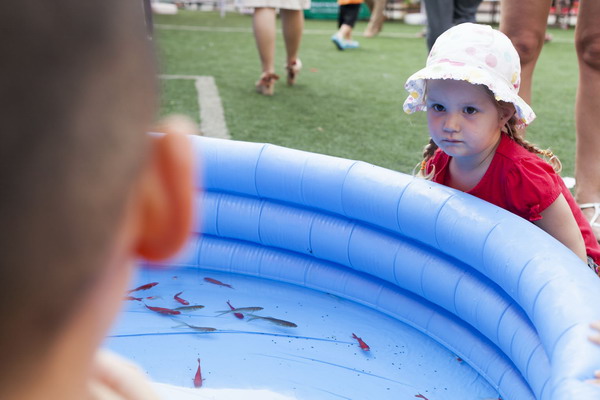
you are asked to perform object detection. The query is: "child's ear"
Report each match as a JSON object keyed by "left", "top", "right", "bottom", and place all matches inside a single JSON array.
[
  {"left": 498, "top": 102, "right": 515, "bottom": 128},
  {"left": 135, "top": 117, "right": 196, "bottom": 261}
]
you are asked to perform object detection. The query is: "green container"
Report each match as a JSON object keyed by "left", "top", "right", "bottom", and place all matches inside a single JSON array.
[{"left": 304, "top": 1, "right": 371, "bottom": 20}]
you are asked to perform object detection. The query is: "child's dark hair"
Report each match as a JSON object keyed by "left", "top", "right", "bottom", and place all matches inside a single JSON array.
[{"left": 416, "top": 85, "right": 562, "bottom": 179}]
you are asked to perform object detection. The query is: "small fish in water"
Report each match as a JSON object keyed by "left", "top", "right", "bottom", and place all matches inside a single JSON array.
[
  {"left": 123, "top": 296, "right": 142, "bottom": 301},
  {"left": 127, "top": 282, "right": 158, "bottom": 294},
  {"left": 145, "top": 305, "right": 181, "bottom": 315},
  {"left": 204, "top": 277, "right": 233, "bottom": 289},
  {"left": 174, "top": 320, "right": 217, "bottom": 332},
  {"left": 415, "top": 395, "right": 429, "bottom": 400},
  {"left": 216, "top": 304, "right": 264, "bottom": 317},
  {"left": 194, "top": 358, "right": 203, "bottom": 388},
  {"left": 228, "top": 300, "right": 244, "bottom": 319},
  {"left": 174, "top": 291, "right": 190, "bottom": 305},
  {"left": 352, "top": 333, "right": 370, "bottom": 351},
  {"left": 456, "top": 356, "right": 463, "bottom": 362},
  {"left": 175, "top": 305, "right": 205, "bottom": 311},
  {"left": 145, "top": 296, "right": 161, "bottom": 300},
  {"left": 247, "top": 314, "right": 297, "bottom": 328}
]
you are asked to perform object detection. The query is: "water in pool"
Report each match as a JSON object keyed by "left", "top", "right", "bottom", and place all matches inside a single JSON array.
[{"left": 106, "top": 266, "right": 501, "bottom": 400}]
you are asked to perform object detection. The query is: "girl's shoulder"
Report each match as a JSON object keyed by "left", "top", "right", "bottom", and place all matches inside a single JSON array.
[
  {"left": 495, "top": 135, "right": 557, "bottom": 177},
  {"left": 492, "top": 136, "right": 563, "bottom": 221}
]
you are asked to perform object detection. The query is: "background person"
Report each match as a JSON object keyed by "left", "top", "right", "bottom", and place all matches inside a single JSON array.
[
  {"left": 500, "top": 0, "right": 600, "bottom": 242},
  {"left": 422, "top": 0, "right": 483, "bottom": 51},
  {"left": 331, "top": 0, "right": 363, "bottom": 50},
  {"left": 363, "top": 0, "right": 386, "bottom": 37},
  {"left": 244, "top": 1, "right": 310, "bottom": 95}
]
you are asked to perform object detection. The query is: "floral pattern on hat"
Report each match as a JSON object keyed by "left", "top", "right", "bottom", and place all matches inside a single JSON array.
[{"left": 403, "top": 23, "right": 536, "bottom": 128}]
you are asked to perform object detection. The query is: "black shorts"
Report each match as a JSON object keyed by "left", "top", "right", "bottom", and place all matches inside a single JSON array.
[{"left": 588, "top": 256, "right": 599, "bottom": 276}]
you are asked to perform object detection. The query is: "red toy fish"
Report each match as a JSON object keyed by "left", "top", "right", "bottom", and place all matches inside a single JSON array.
[
  {"left": 174, "top": 291, "right": 189, "bottom": 305},
  {"left": 204, "top": 277, "right": 233, "bottom": 288},
  {"left": 415, "top": 395, "right": 429, "bottom": 400},
  {"left": 352, "top": 333, "right": 370, "bottom": 351},
  {"left": 226, "top": 300, "right": 244, "bottom": 319},
  {"left": 127, "top": 282, "right": 158, "bottom": 294},
  {"left": 194, "top": 358, "right": 203, "bottom": 388},
  {"left": 145, "top": 305, "right": 181, "bottom": 315}
]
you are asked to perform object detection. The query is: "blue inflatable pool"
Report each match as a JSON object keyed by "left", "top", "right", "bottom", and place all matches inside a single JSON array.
[{"left": 107, "top": 135, "right": 600, "bottom": 399}]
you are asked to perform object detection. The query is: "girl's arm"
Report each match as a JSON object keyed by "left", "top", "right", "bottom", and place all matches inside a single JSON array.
[{"left": 534, "top": 193, "right": 588, "bottom": 263}]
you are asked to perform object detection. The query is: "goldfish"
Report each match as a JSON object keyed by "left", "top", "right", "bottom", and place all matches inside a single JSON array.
[
  {"left": 352, "top": 333, "right": 370, "bottom": 351},
  {"left": 204, "top": 277, "right": 233, "bottom": 288},
  {"left": 174, "top": 291, "right": 189, "bottom": 305},
  {"left": 225, "top": 300, "right": 244, "bottom": 319},
  {"left": 145, "top": 296, "right": 161, "bottom": 300},
  {"left": 145, "top": 305, "right": 181, "bottom": 315},
  {"left": 194, "top": 358, "right": 203, "bottom": 388},
  {"left": 415, "top": 395, "right": 429, "bottom": 400},
  {"left": 247, "top": 314, "right": 297, "bottom": 328},
  {"left": 175, "top": 305, "right": 205, "bottom": 311},
  {"left": 174, "top": 320, "right": 217, "bottom": 332},
  {"left": 123, "top": 296, "right": 142, "bottom": 301},
  {"left": 127, "top": 282, "right": 158, "bottom": 294}
]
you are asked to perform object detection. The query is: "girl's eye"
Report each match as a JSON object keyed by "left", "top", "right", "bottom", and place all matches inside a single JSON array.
[
  {"left": 431, "top": 103, "right": 445, "bottom": 112},
  {"left": 464, "top": 106, "right": 478, "bottom": 115}
]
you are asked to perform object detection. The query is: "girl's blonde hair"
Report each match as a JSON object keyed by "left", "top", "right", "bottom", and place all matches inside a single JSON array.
[{"left": 416, "top": 87, "right": 562, "bottom": 180}]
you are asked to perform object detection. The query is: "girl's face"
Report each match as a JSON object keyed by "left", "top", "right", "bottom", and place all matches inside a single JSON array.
[{"left": 426, "top": 79, "right": 512, "bottom": 163}]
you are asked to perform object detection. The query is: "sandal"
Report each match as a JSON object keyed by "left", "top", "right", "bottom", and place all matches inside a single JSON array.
[
  {"left": 255, "top": 72, "right": 279, "bottom": 96},
  {"left": 285, "top": 59, "right": 302, "bottom": 86},
  {"left": 580, "top": 202, "right": 600, "bottom": 242}
]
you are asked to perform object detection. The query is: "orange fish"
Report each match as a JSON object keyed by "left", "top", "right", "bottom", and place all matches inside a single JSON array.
[
  {"left": 415, "top": 395, "right": 429, "bottom": 400},
  {"left": 174, "top": 291, "right": 189, "bottom": 305},
  {"left": 204, "top": 277, "right": 233, "bottom": 289},
  {"left": 227, "top": 300, "right": 244, "bottom": 319},
  {"left": 352, "top": 333, "right": 370, "bottom": 351},
  {"left": 127, "top": 282, "right": 158, "bottom": 294},
  {"left": 194, "top": 358, "right": 203, "bottom": 388},
  {"left": 145, "top": 305, "right": 181, "bottom": 315}
]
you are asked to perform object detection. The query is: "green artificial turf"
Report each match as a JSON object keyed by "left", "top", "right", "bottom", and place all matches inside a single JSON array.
[{"left": 155, "top": 10, "right": 578, "bottom": 176}]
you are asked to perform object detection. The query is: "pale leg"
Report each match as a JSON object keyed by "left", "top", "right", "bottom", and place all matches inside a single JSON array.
[
  {"left": 574, "top": 0, "right": 600, "bottom": 240},
  {"left": 363, "top": 0, "right": 386, "bottom": 37},
  {"left": 253, "top": 7, "right": 277, "bottom": 75},
  {"left": 499, "top": 0, "right": 551, "bottom": 104},
  {"left": 280, "top": 9, "right": 304, "bottom": 66},
  {"left": 336, "top": 24, "right": 353, "bottom": 41}
]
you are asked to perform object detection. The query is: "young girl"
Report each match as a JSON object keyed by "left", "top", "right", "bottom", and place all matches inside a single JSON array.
[{"left": 403, "top": 23, "right": 600, "bottom": 274}]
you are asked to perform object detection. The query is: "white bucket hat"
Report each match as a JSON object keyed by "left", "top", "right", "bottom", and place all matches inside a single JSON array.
[{"left": 403, "top": 23, "right": 535, "bottom": 127}]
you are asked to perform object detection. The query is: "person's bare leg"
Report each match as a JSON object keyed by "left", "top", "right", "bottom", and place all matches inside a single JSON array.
[
  {"left": 280, "top": 9, "right": 304, "bottom": 66},
  {"left": 253, "top": 7, "right": 277, "bottom": 75},
  {"left": 337, "top": 24, "right": 353, "bottom": 40},
  {"left": 252, "top": 7, "right": 279, "bottom": 94},
  {"left": 499, "top": 0, "right": 551, "bottom": 104},
  {"left": 363, "top": 0, "right": 385, "bottom": 37},
  {"left": 574, "top": 0, "right": 600, "bottom": 240}
]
